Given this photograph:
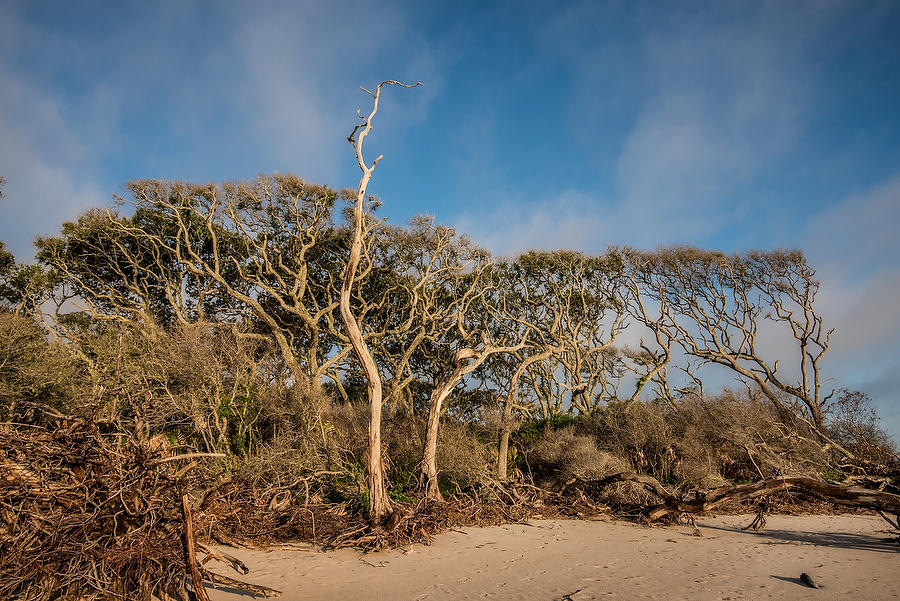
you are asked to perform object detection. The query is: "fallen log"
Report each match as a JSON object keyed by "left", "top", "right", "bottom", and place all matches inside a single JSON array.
[{"left": 578, "top": 473, "right": 900, "bottom": 525}]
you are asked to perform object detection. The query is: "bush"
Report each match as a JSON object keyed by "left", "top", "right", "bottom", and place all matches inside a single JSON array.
[
  {"left": 828, "top": 389, "right": 898, "bottom": 471},
  {"left": 590, "top": 401, "right": 677, "bottom": 481},
  {"left": 527, "top": 426, "right": 627, "bottom": 488},
  {"left": 668, "top": 391, "right": 830, "bottom": 486},
  {"left": 0, "top": 312, "right": 79, "bottom": 422}
]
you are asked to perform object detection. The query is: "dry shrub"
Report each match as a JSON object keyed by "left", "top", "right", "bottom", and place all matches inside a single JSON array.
[
  {"left": 234, "top": 387, "right": 357, "bottom": 501},
  {"left": 590, "top": 401, "right": 677, "bottom": 480},
  {"left": 529, "top": 426, "right": 627, "bottom": 488},
  {"left": 0, "top": 414, "right": 207, "bottom": 600},
  {"left": 435, "top": 418, "right": 492, "bottom": 493},
  {"left": 133, "top": 321, "right": 289, "bottom": 456},
  {"left": 828, "top": 388, "right": 898, "bottom": 472},
  {"left": 670, "top": 391, "right": 829, "bottom": 485}
]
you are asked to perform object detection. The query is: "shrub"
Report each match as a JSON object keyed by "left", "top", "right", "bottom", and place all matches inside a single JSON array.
[
  {"left": 828, "top": 388, "right": 898, "bottom": 471},
  {"left": 527, "top": 426, "right": 627, "bottom": 488}
]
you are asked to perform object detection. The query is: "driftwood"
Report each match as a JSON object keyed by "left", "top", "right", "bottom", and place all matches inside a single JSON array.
[
  {"left": 584, "top": 472, "right": 900, "bottom": 525},
  {"left": 183, "top": 494, "right": 211, "bottom": 601}
]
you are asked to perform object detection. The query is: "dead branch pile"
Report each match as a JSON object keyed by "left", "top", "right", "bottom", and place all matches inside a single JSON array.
[
  {"left": 0, "top": 415, "right": 277, "bottom": 601},
  {"left": 202, "top": 480, "right": 607, "bottom": 552}
]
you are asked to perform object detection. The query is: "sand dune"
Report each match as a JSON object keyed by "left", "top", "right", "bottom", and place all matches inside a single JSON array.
[{"left": 207, "top": 514, "right": 898, "bottom": 601}]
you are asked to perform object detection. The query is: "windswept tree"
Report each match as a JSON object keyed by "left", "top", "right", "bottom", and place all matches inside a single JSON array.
[
  {"left": 511, "top": 251, "right": 628, "bottom": 418},
  {"left": 412, "top": 250, "right": 537, "bottom": 500},
  {"left": 485, "top": 254, "right": 568, "bottom": 481},
  {"left": 38, "top": 175, "right": 354, "bottom": 388},
  {"left": 621, "top": 246, "right": 843, "bottom": 452},
  {"left": 364, "top": 217, "right": 486, "bottom": 413}
]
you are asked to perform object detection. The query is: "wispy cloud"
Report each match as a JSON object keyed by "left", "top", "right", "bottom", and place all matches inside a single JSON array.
[
  {"left": 806, "top": 173, "right": 900, "bottom": 362},
  {"left": 454, "top": 189, "right": 610, "bottom": 257}
]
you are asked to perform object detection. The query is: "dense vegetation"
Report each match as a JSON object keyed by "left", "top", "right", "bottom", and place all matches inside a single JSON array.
[{"left": 1, "top": 173, "right": 895, "bottom": 511}]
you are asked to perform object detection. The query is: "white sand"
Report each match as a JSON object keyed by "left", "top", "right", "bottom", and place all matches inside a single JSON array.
[{"left": 207, "top": 514, "right": 899, "bottom": 601}]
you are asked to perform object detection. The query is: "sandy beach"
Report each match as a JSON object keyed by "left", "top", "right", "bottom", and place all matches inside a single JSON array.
[{"left": 206, "top": 514, "right": 898, "bottom": 601}]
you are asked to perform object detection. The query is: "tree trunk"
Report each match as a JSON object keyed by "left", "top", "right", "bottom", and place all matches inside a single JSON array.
[
  {"left": 497, "top": 348, "right": 557, "bottom": 480},
  {"left": 583, "top": 472, "right": 900, "bottom": 523},
  {"left": 421, "top": 374, "right": 461, "bottom": 501},
  {"left": 497, "top": 422, "right": 512, "bottom": 481},
  {"left": 340, "top": 89, "right": 391, "bottom": 523},
  {"left": 341, "top": 228, "right": 391, "bottom": 522}
]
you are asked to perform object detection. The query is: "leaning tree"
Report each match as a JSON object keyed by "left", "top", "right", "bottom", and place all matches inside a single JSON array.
[{"left": 620, "top": 246, "right": 848, "bottom": 455}]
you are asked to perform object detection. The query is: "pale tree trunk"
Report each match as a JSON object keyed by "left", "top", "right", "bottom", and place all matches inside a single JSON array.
[
  {"left": 497, "top": 348, "right": 557, "bottom": 480},
  {"left": 496, "top": 423, "right": 512, "bottom": 481},
  {"left": 341, "top": 80, "right": 420, "bottom": 522},
  {"left": 421, "top": 372, "right": 464, "bottom": 501},
  {"left": 339, "top": 200, "right": 390, "bottom": 519},
  {"left": 422, "top": 344, "right": 523, "bottom": 500},
  {"left": 421, "top": 348, "right": 482, "bottom": 500}
]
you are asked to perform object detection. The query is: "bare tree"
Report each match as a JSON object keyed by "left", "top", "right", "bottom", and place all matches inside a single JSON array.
[
  {"left": 342, "top": 80, "right": 421, "bottom": 521},
  {"left": 621, "top": 246, "right": 848, "bottom": 455}
]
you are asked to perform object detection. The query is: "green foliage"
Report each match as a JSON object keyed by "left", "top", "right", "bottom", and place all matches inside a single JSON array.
[
  {"left": 0, "top": 312, "right": 80, "bottom": 421},
  {"left": 821, "top": 467, "right": 845, "bottom": 484},
  {"left": 515, "top": 413, "right": 580, "bottom": 443}
]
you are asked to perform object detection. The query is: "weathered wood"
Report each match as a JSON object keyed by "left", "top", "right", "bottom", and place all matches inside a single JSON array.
[
  {"left": 202, "top": 571, "right": 281, "bottom": 598},
  {"left": 341, "top": 80, "right": 421, "bottom": 522},
  {"left": 182, "top": 494, "right": 211, "bottom": 601},
  {"left": 579, "top": 472, "right": 900, "bottom": 524}
]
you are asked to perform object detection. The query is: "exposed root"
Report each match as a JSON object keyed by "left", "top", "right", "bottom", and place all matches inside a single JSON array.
[{"left": 0, "top": 414, "right": 277, "bottom": 600}]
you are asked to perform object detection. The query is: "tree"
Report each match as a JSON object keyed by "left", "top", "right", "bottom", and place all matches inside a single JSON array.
[
  {"left": 38, "top": 176, "right": 354, "bottom": 388},
  {"left": 512, "top": 251, "right": 628, "bottom": 418},
  {"left": 341, "top": 80, "right": 421, "bottom": 521},
  {"left": 621, "top": 246, "right": 846, "bottom": 454},
  {"left": 416, "top": 259, "right": 531, "bottom": 500}
]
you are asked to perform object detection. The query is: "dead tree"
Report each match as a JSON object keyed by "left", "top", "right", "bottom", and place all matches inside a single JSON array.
[
  {"left": 342, "top": 80, "right": 421, "bottom": 521},
  {"left": 588, "top": 472, "right": 900, "bottom": 524}
]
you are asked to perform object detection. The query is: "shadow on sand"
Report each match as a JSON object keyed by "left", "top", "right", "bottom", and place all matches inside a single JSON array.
[
  {"left": 769, "top": 574, "right": 816, "bottom": 588},
  {"left": 701, "top": 522, "right": 899, "bottom": 554},
  {"left": 205, "top": 583, "right": 264, "bottom": 599}
]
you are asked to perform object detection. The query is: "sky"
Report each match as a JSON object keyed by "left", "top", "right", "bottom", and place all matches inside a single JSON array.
[{"left": 1, "top": 0, "right": 899, "bottom": 439}]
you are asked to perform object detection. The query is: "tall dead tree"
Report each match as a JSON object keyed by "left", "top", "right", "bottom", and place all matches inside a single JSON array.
[{"left": 342, "top": 80, "right": 421, "bottom": 521}]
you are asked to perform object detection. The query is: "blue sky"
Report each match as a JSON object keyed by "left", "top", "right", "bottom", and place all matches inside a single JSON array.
[{"left": 1, "top": 0, "right": 899, "bottom": 438}]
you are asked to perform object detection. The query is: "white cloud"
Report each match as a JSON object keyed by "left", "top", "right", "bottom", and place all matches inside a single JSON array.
[
  {"left": 0, "top": 1, "right": 442, "bottom": 258},
  {"left": 454, "top": 189, "right": 611, "bottom": 258},
  {"left": 805, "top": 173, "right": 900, "bottom": 380}
]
